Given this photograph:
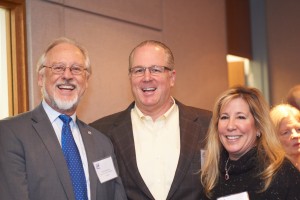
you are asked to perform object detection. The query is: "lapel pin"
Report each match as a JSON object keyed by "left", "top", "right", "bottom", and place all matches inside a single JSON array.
[{"left": 88, "top": 131, "right": 92, "bottom": 135}]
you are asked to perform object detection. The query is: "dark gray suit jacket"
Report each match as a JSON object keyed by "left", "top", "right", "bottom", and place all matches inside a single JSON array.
[
  {"left": 90, "top": 100, "right": 212, "bottom": 200},
  {"left": 0, "top": 103, "right": 127, "bottom": 200}
]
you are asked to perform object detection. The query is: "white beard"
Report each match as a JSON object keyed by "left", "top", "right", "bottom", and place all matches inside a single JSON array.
[{"left": 42, "top": 81, "right": 79, "bottom": 112}]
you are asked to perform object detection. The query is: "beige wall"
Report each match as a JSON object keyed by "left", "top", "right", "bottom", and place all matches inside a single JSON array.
[
  {"left": 26, "top": 0, "right": 228, "bottom": 123},
  {"left": 25, "top": 0, "right": 300, "bottom": 122},
  {"left": 266, "top": 0, "right": 300, "bottom": 106}
]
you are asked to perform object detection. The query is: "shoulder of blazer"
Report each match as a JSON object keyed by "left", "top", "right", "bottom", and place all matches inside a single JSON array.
[
  {"left": 0, "top": 103, "right": 48, "bottom": 126},
  {"left": 175, "top": 99, "right": 212, "bottom": 122},
  {"left": 89, "top": 102, "right": 135, "bottom": 133}
]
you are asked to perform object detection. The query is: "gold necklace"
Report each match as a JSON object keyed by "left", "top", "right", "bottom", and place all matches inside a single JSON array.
[{"left": 225, "top": 157, "right": 231, "bottom": 180}]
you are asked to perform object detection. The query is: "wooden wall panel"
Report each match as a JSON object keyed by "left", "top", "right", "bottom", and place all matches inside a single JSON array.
[{"left": 226, "top": 0, "right": 252, "bottom": 59}]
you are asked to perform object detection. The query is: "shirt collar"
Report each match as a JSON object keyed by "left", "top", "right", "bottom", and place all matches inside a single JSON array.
[
  {"left": 42, "top": 100, "right": 77, "bottom": 123},
  {"left": 133, "top": 97, "right": 176, "bottom": 120}
]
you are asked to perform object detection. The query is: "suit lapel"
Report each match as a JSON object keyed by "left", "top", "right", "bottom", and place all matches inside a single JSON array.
[
  {"left": 77, "top": 120, "right": 98, "bottom": 200},
  {"left": 110, "top": 105, "right": 154, "bottom": 199},
  {"left": 110, "top": 102, "right": 204, "bottom": 199},
  {"left": 31, "top": 104, "right": 75, "bottom": 200},
  {"left": 167, "top": 102, "right": 203, "bottom": 199}
]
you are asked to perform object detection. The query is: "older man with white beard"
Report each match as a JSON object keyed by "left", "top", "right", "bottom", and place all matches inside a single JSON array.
[{"left": 0, "top": 37, "right": 127, "bottom": 200}]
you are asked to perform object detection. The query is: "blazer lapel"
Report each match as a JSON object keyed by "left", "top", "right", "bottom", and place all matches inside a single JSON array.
[
  {"left": 77, "top": 120, "right": 98, "bottom": 200},
  {"left": 167, "top": 102, "right": 203, "bottom": 199},
  {"left": 110, "top": 105, "right": 154, "bottom": 199},
  {"left": 31, "top": 104, "right": 75, "bottom": 200}
]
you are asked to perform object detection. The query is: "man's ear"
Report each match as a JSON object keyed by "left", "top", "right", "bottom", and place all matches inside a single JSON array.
[{"left": 170, "top": 69, "right": 176, "bottom": 87}]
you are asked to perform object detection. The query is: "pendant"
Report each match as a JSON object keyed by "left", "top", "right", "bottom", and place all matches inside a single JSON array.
[
  {"left": 224, "top": 157, "right": 231, "bottom": 180},
  {"left": 225, "top": 173, "right": 229, "bottom": 180}
]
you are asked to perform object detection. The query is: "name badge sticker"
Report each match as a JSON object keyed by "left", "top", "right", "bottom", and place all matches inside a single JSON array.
[
  {"left": 217, "top": 191, "right": 250, "bottom": 200},
  {"left": 93, "top": 156, "right": 118, "bottom": 183}
]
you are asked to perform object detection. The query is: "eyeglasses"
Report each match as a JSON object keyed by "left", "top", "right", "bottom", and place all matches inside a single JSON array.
[
  {"left": 129, "top": 65, "right": 172, "bottom": 77},
  {"left": 42, "top": 63, "right": 87, "bottom": 75}
]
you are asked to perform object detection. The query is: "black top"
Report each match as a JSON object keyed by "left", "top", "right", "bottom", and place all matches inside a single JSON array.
[{"left": 203, "top": 148, "right": 300, "bottom": 200}]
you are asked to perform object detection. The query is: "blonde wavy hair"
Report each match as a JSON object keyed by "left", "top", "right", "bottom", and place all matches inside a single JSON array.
[
  {"left": 200, "top": 86, "right": 285, "bottom": 198},
  {"left": 270, "top": 104, "right": 300, "bottom": 134}
]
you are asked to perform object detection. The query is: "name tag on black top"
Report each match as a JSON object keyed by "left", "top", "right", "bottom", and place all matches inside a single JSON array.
[{"left": 217, "top": 191, "right": 249, "bottom": 200}]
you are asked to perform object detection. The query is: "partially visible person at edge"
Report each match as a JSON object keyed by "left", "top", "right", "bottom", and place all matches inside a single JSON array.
[
  {"left": 270, "top": 104, "right": 300, "bottom": 171},
  {"left": 286, "top": 84, "right": 300, "bottom": 110},
  {"left": 200, "top": 86, "right": 300, "bottom": 200},
  {"left": 0, "top": 37, "right": 127, "bottom": 200},
  {"left": 90, "top": 40, "right": 212, "bottom": 200}
]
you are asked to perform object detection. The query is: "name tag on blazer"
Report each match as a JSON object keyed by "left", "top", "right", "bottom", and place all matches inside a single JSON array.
[
  {"left": 93, "top": 156, "right": 118, "bottom": 183},
  {"left": 217, "top": 191, "right": 250, "bottom": 200}
]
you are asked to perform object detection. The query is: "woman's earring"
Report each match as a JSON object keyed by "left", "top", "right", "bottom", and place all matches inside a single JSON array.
[{"left": 256, "top": 132, "right": 261, "bottom": 138}]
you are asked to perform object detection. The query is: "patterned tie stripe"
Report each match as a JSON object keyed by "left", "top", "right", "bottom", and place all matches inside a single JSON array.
[{"left": 59, "top": 114, "right": 88, "bottom": 200}]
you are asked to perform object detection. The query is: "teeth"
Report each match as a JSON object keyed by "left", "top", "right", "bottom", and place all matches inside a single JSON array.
[
  {"left": 58, "top": 85, "right": 75, "bottom": 90},
  {"left": 226, "top": 135, "right": 240, "bottom": 140},
  {"left": 142, "top": 87, "right": 156, "bottom": 92}
]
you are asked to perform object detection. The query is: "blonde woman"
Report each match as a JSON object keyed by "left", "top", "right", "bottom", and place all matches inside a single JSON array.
[
  {"left": 200, "top": 86, "right": 300, "bottom": 199},
  {"left": 270, "top": 104, "right": 300, "bottom": 171}
]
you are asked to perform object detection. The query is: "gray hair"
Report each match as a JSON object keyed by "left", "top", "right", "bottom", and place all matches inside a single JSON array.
[{"left": 36, "top": 37, "right": 91, "bottom": 75}]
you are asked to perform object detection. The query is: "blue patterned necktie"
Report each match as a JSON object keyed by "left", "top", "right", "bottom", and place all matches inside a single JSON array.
[{"left": 59, "top": 114, "right": 88, "bottom": 200}]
